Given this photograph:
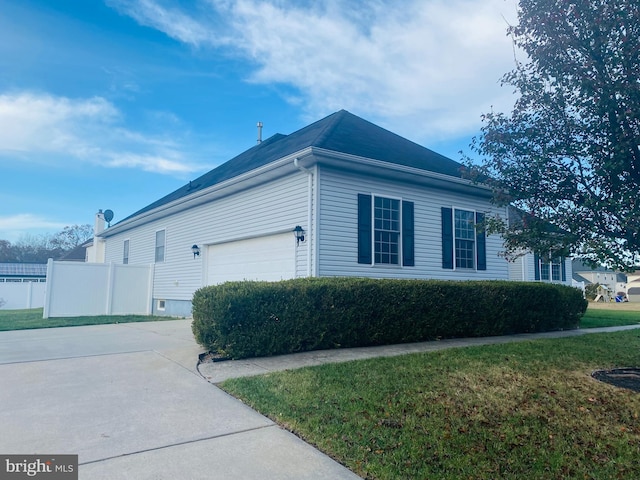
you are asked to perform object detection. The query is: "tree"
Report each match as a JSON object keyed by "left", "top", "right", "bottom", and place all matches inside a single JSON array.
[
  {"left": 470, "top": 0, "right": 640, "bottom": 270},
  {"left": 0, "top": 225, "right": 92, "bottom": 263},
  {"left": 49, "top": 225, "right": 94, "bottom": 252}
]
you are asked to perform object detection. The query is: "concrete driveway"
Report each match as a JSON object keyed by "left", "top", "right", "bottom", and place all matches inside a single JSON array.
[{"left": 0, "top": 320, "right": 360, "bottom": 479}]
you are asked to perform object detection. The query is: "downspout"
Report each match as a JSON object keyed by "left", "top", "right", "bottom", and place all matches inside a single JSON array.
[{"left": 294, "top": 157, "right": 314, "bottom": 277}]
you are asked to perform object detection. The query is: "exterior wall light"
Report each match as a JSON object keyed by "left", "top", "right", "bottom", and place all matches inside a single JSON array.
[
  {"left": 293, "top": 226, "right": 305, "bottom": 245},
  {"left": 191, "top": 244, "right": 201, "bottom": 258}
]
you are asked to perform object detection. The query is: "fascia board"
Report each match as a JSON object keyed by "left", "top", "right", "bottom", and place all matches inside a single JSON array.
[
  {"left": 100, "top": 147, "right": 315, "bottom": 238},
  {"left": 309, "top": 147, "right": 493, "bottom": 198}
]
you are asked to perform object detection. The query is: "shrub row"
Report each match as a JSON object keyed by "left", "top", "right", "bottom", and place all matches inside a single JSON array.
[{"left": 191, "top": 278, "right": 588, "bottom": 359}]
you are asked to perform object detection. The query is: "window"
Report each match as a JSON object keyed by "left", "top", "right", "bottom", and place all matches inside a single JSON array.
[
  {"left": 536, "top": 255, "right": 564, "bottom": 282},
  {"left": 123, "top": 239, "right": 130, "bottom": 265},
  {"left": 357, "top": 194, "right": 414, "bottom": 266},
  {"left": 441, "top": 207, "right": 486, "bottom": 271},
  {"left": 454, "top": 209, "right": 476, "bottom": 269},
  {"left": 155, "top": 230, "right": 165, "bottom": 263},
  {"left": 374, "top": 196, "right": 400, "bottom": 264},
  {"left": 157, "top": 299, "right": 166, "bottom": 311}
]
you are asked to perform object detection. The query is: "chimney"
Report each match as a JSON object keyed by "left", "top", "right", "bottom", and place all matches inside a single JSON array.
[
  {"left": 257, "top": 121, "right": 263, "bottom": 144},
  {"left": 94, "top": 209, "right": 106, "bottom": 236}
]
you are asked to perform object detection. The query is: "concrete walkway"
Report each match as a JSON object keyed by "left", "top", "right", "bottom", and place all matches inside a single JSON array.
[
  {"left": 1, "top": 321, "right": 638, "bottom": 479},
  {"left": 198, "top": 324, "right": 640, "bottom": 383},
  {"left": 0, "top": 321, "right": 360, "bottom": 480}
]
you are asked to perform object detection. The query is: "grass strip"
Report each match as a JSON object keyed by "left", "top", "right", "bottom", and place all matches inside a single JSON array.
[
  {"left": 580, "top": 307, "right": 640, "bottom": 328},
  {"left": 0, "top": 308, "right": 175, "bottom": 331},
  {"left": 222, "top": 331, "right": 640, "bottom": 480}
]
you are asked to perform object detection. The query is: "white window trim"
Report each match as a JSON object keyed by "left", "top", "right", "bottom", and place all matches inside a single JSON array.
[
  {"left": 371, "top": 193, "right": 403, "bottom": 267},
  {"left": 452, "top": 206, "right": 477, "bottom": 271}
]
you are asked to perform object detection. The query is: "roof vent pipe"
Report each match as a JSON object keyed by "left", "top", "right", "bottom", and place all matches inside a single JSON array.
[{"left": 257, "top": 121, "right": 263, "bottom": 144}]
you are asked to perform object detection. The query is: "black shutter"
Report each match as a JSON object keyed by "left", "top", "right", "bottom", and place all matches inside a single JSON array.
[
  {"left": 476, "top": 212, "right": 486, "bottom": 270},
  {"left": 358, "top": 194, "right": 372, "bottom": 264},
  {"left": 441, "top": 207, "right": 453, "bottom": 269},
  {"left": 534, "top": 253, "right": 540, "bottom": 280},
  {"left": 561, "top": 257, "right": 566, "bottom": 282},
  {"left": 402, "top": 201, "right": 414, "bottom": 266}
]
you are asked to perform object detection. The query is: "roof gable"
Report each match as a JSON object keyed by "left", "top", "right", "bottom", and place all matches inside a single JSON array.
[{"left": 117, "top": 110, "right": 465, "bottom": 224}]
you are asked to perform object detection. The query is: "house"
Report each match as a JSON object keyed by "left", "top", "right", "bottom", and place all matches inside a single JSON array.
[
  {"left": 573, "top": 260, "right": 629, "bottom": 300},
  {"left": 98, "top": 110, "right": 561, "bottom": 316},
  {"left": 0, "top": 263, "right": 47, "bottom": 309},
  {"left": 627, "top": 271, "right": 640, "bottom": 302}
]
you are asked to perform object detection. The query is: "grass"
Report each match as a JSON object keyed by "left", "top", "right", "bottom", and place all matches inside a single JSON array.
[
  {"left": 222, "top": 330, "right": 640, "bottom": 480},
  {"left": 0, "top": 308, "right": 176, "bottom": 331},
  {"left": 580, "top": 301, "right": 640, "bottom": 328}
]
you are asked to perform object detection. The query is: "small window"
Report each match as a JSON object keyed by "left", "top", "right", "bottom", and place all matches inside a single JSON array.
[
  {"left": 155, "top": 230, "right": 165, "bottom": 263},
  {"left": 123, "top": 239, "right": 130, "bottom": 265},
  {"left": 157, "top": 299, "right": 166, "bottom": 311}
]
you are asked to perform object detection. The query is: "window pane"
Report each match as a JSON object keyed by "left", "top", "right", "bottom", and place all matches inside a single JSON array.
[
  {"left": 155, "top": 231, "right": 165, "bottom": 263},
  {"left": 551, "top": 258, "right": 561, "bottom": 281},
  {"left": 454, "top": 209, "right": 475, "bottom": 268},
  {"left": 540, "top": 262, "right": 550, "bottom": 281},
  {"left": 455, "top": 239, "right": 474, "bottom": 269},
  {"left": 374, "top": 196, "right": 400, "bottom": 264},
  {"left": 123, "top": 240, "right": 130, "bottom": 265}
]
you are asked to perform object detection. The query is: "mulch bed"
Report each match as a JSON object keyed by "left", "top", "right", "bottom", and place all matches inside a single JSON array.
[{"left": 592, "top": 368, "right": 640, "bottom": 393}]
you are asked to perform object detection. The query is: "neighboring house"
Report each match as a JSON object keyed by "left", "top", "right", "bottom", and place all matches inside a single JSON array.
[
  {"left": 0, "top": 263, "right": 47, "bottom": 283},
  {"left": 627, "top": 271, "right": 640, "bottom": 302},
  {"left": 0, "top": 263, "right": 47, "bottom": 309},
  {"left": 57, "top": 244, "right": 88, "bottom": 262},
  {"left": 573, "top": 260, "right": 629, "bottom": 299},
  {"left": 98, "top": 110, "right": 515, "bottom": 316}
]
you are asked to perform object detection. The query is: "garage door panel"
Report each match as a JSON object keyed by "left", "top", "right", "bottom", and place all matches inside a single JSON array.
[{"left": 207, "top": 233, "right": 295, "bottom": 285}]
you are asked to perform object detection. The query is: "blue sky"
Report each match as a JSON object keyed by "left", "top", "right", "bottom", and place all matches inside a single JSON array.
[{"left": 0, "top": 0, "right": 518, "bottom": 242}]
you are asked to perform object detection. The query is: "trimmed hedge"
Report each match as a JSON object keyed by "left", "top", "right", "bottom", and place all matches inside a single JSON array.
[{"left": 191, "top": 278, "right": 588, "bottom": 359}]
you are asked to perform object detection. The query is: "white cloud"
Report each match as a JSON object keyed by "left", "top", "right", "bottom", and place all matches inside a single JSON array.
[
  {"left": 0, "top": 92, "right": 202, "bottom": 175},
  {"left": 109, "top": 0, "right": 520, "bottom": 143},
  {"left": 0, "top": 214, "right": 67, "bottom": 242}
]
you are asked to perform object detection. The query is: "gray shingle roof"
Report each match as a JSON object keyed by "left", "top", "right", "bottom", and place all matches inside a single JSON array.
[
  {"left": 0, "top": 263, "right": 47, "bottom": 277},
  {"left": 119, "top": 110, "right": 465, "bottom": 223}
]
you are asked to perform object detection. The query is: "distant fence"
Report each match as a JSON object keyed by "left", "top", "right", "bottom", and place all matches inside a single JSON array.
[
  {"left": 44, "top": 260, "right": 154, "bottom": 318},
  {"left": 0, "top": 280, "right": 46, "bottom": 310}
]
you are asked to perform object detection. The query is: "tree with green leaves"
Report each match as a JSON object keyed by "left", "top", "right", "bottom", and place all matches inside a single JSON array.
[{"left": 470, "top": 0, "right": 640, "bottom": 270}]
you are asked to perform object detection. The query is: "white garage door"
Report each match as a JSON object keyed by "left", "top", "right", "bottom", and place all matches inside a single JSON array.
[{"left": 207, "top": 233, "right": 296, "bottom": 285}]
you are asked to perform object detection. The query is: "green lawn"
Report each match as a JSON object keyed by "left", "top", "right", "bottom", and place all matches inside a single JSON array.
[
  {"left": 0, "top": 308, "right": 175, "bottom": 331},
  {"left": 579, "top": 305, "right": 640, "bottom": 328},
  {"left": 222, "top": 331, "right": 640, "bottom": 480}
]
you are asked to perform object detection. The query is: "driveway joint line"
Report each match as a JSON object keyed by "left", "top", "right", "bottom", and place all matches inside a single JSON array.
[{"left": 78, "top": 424, "right": 277, "bottom": 466}]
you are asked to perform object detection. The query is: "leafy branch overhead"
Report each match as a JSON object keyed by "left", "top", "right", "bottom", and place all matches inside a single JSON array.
[{"left": 469, "top": 0, "right": 640, "bottom": 270}]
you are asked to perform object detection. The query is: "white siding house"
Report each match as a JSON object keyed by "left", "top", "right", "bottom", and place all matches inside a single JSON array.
[{"left": 100, "top": 110, "right": 514, "bottom": 316}]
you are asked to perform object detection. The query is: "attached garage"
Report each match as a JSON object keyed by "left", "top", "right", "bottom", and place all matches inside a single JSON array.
[{"left": 207, "top": 233, "right": 297, "bottom": 285}]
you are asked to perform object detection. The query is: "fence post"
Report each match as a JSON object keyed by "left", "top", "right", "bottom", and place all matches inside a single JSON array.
[
  {"left": 43, "top": 258, "right": 54, "bottom": 319},
  {"left": 105, "top": 262, "right": 115, "bottom": 315},
  {"left": 145, "top": 263, "right": 154, "bottom": 315}
]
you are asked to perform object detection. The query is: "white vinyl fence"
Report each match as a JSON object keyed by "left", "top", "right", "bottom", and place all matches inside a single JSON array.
[
  {"left": 0, "top": 280, "right": 46, "bottom": 310},
  {"left": 44, "top": 260, "right": 154, "bottom": 318}
]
